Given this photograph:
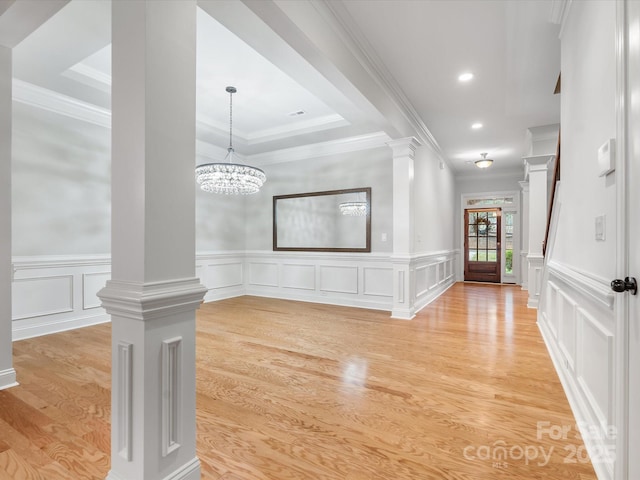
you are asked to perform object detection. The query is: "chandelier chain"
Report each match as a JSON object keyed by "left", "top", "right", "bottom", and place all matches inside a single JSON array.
[{"left": 229, "top": 88, "right": 233, "bottom": 151}]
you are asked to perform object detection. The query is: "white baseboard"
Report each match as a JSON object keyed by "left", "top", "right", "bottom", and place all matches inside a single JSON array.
[
  {"left": 13, "top": 312, "right": 110, "bottom": 341},
  {"left": 246, "top": 287, "right": 392, "bottom": 312},
  {"left": 0, "top": 368, "right": 18, "bottom": 391},
  {"left": 163, "top": 457, "right": 201, "bottom": 480},
  {"left": 414, "top": 277, "right": 455, "bottom": 315}
]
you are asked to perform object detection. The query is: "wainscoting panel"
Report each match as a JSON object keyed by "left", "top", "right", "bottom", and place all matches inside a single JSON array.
[
  {"left": 197, "top": 253, "right": 245, "bottom": 302},
  {"left": 362, "top": 267, "right": 393, "bottom": 297},
  {"left": 558, "top": 290, "right": 577, "bottom": 372},
  {"left": 319, "top": 265, "right": 358, "bottom": 294},
  {"left": 577, "top": 307, "right": 614, "bottom": 433},
  {"left": 281, "top": 264, "right": 316, "bottom": 291},
  {"left": 12, "top": 275, "right": 73, "bottom": 320},
  {"left": 412, "top": 251, "right": 457, "bottom": 314},
  {"left": 247, "top": 262, "right": 279, "bottom": 288},
  {"left": 538, "top": 261, "right": 616, "bottom": 480},
  {"left": 245, "top": 251, "right": 397, "bottom": 311},
  {"left": 207, "top": 263, "right": 243, "bottom": 289},
  {"left": 12, "top": 255, "right": 111, "bottom": 340},
  {"left": 12, "top": 250, "right": 458, "bottom": 340}
]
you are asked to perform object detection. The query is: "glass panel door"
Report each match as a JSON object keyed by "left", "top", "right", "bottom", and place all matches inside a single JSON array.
[{"left": 464, "top": 208, "right": 501, "bottom": 283}]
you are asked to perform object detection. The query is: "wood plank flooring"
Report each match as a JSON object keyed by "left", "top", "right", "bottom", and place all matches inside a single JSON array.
[{"left": 0, "top": 283, "right": 597, "bottom": 479}]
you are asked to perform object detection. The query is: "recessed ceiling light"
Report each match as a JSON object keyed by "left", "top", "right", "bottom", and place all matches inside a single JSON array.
[
  {"left": 458, "top": 72, "right": 474, "bottom": 82},
  {"left": 471, "top": 123, "right": 483, "bottom": 129},
  {"left": 287, "top": 110, "right": 306, "bottom": 117}
]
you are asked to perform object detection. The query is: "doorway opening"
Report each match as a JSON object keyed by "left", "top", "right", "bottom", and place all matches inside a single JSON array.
[{"left": 464, "top": 208, "right": 501, "bottom": 283}]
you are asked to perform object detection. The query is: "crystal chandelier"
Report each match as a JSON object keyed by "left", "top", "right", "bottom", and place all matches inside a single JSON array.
[
  {"left": 339, "top": 201, "right": 368, "bottom": 216},
  {"left": 195, "top": 87, "right": 266, "bottom": 194}
]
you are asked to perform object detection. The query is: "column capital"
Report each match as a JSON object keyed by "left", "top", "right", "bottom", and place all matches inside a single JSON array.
[
  {"left": 387, "top": 137, "right": 421, "bottom": 158},
  {"left": 523, "top": 154, "right": 554, "bottom": 180},
  {"left": 98, "top": 278, "right": 207, "bottom": 322}
]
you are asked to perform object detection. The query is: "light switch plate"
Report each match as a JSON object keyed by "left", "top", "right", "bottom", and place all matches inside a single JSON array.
[
  {"left": 595, "top": 215, "right": 606, "bottom": 241},
  {"left": 598, "top": 139, "right": 615, "bottom": 177}
]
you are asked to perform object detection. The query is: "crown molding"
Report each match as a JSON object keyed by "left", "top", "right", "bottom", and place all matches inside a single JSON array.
[
  {"left": 197, "top": 111, "right": 349, "bottom": 146},
  {"left": 549, "top": 0, "right": 573, "bottom": 39},
  {"left": 13, "top": 78, "right": 110, "bottom": 128},
  {"left": 13, "top": 80, "right": 389, "bottom": 166},
  {"left": 62, "top": 62, "right": 111, "bottom": 93},
  {"left": 315, "top": 0, "right": 448, "bottom": 167},
  {"left": 247, "top": 131, "right": 391, "bottom": 166}
]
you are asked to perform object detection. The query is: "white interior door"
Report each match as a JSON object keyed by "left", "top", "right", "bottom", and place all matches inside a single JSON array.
[
  {"left": 624, "top": 2, "right": 640, "bottom": 477},
  {"left": 614, "top": 2, "right": 640, "bottom": 478}
]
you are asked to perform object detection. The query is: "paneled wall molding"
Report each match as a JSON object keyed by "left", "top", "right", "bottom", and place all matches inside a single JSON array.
[
  {"left": 547, "top": 260, "right": 614, "bottom": 310},
  {"left": 12, "top": 254, "right": 112, "bottom": 341},
  {"left": 538, "top": 259, "right": 616, "bottom": 480},
  {"left": 12, "top": 250, "right": 459, "bottom": 340},
  {"left": 527, "top": 254, "right": 544, "bottom": 308},
  {"left": 245, "top": 250, "right": 395, "bottom": 312}
]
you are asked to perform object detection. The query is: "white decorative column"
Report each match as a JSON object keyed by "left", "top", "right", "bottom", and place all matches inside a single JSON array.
[
  {"left": 98, "top": 2, "right": 206, "bottom": 480},
  {"left": 388, "top": 137, "right": 420, "bottom": 320},
  {"left": 519, "top": 180, "right": 530, "bottom": 291},
  {"left": 0, "top": 45, "right": 17, "bottom": 391},
  {"left": 523, "top": 155, "right": 553, "bottom": 308}
]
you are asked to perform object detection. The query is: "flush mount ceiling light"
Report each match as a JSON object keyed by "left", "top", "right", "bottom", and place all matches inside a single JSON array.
[
  {"left": 195, "top": 86, "right": 266, "bottom": 194},
  {"left": 458, "top": 72, "right": 474, "bottom": 82},
  {"left": 471, "top": 122, "right": 483, "bottom": 129},
  {"left": 475, "top": 152, "right": 494, "bottom": 169}
]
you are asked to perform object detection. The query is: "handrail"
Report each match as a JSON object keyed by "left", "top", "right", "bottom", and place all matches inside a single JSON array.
[{"left": 542, "top": 130, "right": 561, "bottom": 257}]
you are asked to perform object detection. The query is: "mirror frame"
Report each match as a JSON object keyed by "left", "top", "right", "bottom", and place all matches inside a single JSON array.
[{"left": 273, "top": 187, "right": 371, "bottom": 252}]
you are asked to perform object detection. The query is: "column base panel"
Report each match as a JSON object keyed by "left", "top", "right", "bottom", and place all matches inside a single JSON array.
[{"left": 106, "top": 457, "right": 201, "bottom": 480}]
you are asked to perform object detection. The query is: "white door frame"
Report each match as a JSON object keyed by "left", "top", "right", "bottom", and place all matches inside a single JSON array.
[{"left": 459, "top": 191, "right": 520, "bottom": 284}]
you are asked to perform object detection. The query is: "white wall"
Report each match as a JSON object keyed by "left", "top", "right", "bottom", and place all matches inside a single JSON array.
[
  {"left": 550, "top": 1, "right": 616, "bottom": 280},
  {"left": 537, "top": 3, "right": 618, "bottom": 479},
  {"left": 195, "top": 158, "right": 246, "bottom": 252},
  {"left": 244, "top": 146, "right": 393, "bottom": 253},
  {"left": 414, "top": 145, "right": 456, "bottom": 254},
  {"left": 12, "top": 102, "right": 111, "bottom": 256}
]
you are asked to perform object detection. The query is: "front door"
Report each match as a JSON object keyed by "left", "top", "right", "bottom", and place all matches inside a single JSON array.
[{"left": 464, "top": 208, "right": 501, "bottom": 283}]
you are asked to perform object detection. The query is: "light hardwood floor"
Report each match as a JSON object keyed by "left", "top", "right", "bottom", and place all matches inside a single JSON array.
[{"left": 0, "top": 283, "right": 597, "bottom": 479}]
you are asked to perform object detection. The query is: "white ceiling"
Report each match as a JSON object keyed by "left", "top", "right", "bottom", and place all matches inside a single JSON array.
[
  {"left": 3, "top": 0, "right": 561, "bottom": 175},
  {"left": 340, "top": 0, "right": 561, "bottom": 174}
]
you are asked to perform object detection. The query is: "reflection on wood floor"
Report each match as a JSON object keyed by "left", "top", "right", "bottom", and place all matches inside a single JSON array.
[{"left": 0, "top": 283, "right": 597, "bottom": 479}]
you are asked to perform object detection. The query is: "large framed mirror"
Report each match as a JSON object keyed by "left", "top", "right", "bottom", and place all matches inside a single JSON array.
[{"left": 273, "top": 187, "right": 371, "bottom": 252}]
